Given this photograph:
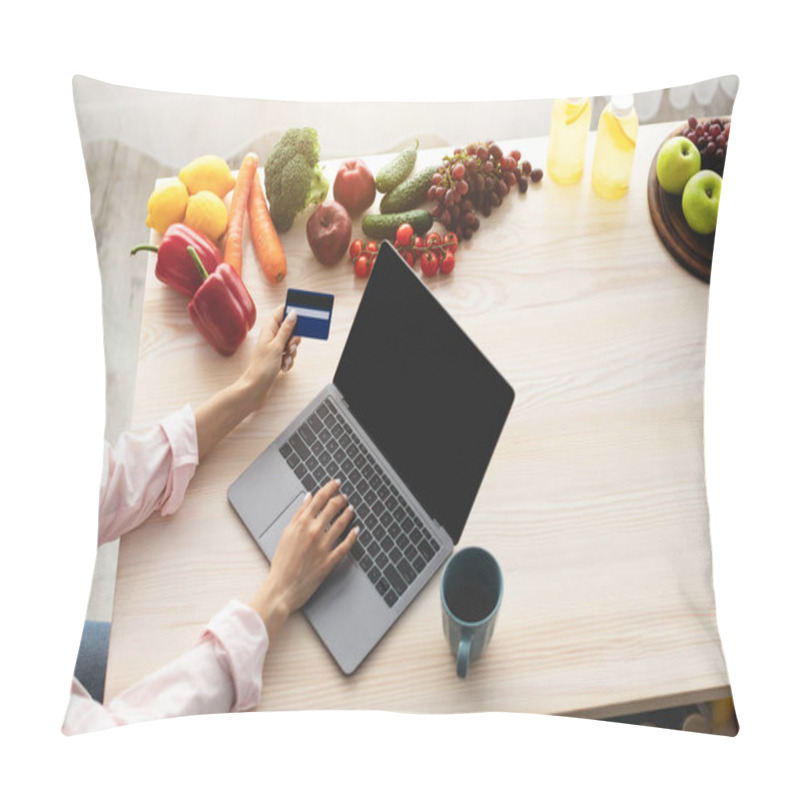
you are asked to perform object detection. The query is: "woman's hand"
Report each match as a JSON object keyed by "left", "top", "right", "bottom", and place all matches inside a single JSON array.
[
  {"left": 248, "top": 480, "right": 359, "bottom": 640},
  {"left": 193, "top": 305, "right": 301, "bottom": 460},
  {"left": 240, "top": 304, "right": 302, "bottom": 409}
]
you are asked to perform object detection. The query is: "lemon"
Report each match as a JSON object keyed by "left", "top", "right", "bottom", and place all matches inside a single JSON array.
[
  {"left": 179, "top": 155, "right": 236, "bottom": 198},
  {"left": 184, "top": 190, "right": 228, "bottom": 241},
  {"left": 607, "top": 110, "right": 638, "bottom": 151},
  {"left": 565, "top": 99, "right": 589, "bottom": 125},
  {"left": 145, "top": 178, "right": 189, "bottom": 235}
]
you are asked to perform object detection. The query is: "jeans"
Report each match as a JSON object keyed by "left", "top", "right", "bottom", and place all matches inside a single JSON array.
[{"left": 73, "top": 620, "right": 111, "bottom": 704}]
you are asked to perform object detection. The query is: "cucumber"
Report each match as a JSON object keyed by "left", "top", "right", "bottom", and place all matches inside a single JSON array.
[
  {"left": 379, "top": 166, "right": 437, "bottom": 214},
  {"left": 362, "top": 209, "right": 433, "bottom": 240},
  {"left": 375, "top": 139, "right": 419, "bottom": 194}
]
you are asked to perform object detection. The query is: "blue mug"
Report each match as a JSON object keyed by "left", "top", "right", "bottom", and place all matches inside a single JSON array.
[{"left": 440, "top": 547, "right": 503, "bottom": 678}]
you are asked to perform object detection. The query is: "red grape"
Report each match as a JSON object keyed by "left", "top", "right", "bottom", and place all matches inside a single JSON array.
[
  {"left": 429, "top": 140, "right": 542, "bottom": 242},
  {"left": 500, "top": 156, "right": 516, "bottom": 171},
  {"left": 681, "top": 116, "right": 730, "bottom": 175}
]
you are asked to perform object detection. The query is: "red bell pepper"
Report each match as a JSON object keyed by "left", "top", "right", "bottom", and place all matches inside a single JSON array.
[
  {"left": 187, "top": 246, "right": 256, "bottom": 356},
  {"left": 131, "top": 223, "right": 221, "bottom": 298}
]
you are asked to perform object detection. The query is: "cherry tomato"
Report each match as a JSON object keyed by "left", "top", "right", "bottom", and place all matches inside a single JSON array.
[
  {"left": 440, "top": 250, "right": 456, "bottom": 274},
  {"left": 365, "top": 240, "right": 379, "bottom": 255},
  {"left": 443, "top": 232, "right": 459, "bottom": 251},
  {"left": 403, "top": 250, "right": 416, "bottom": 268},
  {"left": 395, "top": 223, "right": 414, "bottom": 248},
  {"left": 420, "top": 251, "right": 440, "bottom": 277},
  {"left": 349, "top": 239, "right": 364, "bottom": 261},
  {"left": 412, "top": 236, "right": 425, "bottom": 255},
  {"left": 354, "top": 254, "right": 370, "bottom": 278},
  {"left": 425, "top": 232, "right": 442, "bottom": 249}
]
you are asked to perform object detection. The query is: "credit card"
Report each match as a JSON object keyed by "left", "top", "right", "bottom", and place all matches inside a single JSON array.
[{"left": 283, "top": 288, "right": 335, "bottom": 340}]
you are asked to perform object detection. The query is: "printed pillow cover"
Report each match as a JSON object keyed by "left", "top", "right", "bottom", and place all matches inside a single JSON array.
[{"left": 66, "top": 74, "right": 738, "bottom": 736}]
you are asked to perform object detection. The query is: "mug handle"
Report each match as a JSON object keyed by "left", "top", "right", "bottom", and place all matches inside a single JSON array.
[{"left": 457, "top": 632, "right": 471, "bottom": 679}]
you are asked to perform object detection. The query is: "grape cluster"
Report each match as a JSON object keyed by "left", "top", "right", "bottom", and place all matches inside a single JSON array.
[
  {"left": 682, "top": 117, "right": 730, "bottom": 176},
  {"left": 427, "top": 141, "right": 543, "bottom": 240}
]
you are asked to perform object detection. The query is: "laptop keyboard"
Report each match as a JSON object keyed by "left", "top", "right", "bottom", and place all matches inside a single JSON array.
[{"left": 278, "top": 397, "right": 441, "bottom": 608}]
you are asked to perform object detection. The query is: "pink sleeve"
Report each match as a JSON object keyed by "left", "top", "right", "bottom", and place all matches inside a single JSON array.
[
  {"left": 62, "top": 601, "right": 269, "bottom": 735},
  {"left": 98, "top": 404, "right": 199, "bottom": 545}
]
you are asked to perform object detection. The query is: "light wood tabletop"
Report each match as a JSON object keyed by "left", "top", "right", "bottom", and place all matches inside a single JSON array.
[{"left": 106, "top": 120, "right": 731, "bottom": 718}]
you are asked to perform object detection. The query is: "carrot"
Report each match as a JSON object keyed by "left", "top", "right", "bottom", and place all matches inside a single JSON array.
[
  {"left": 223, "top": 152, "right": 259, "bottom": 276},
  {"left": 248, "top": 171, "right": 287, "bottom": 284}
]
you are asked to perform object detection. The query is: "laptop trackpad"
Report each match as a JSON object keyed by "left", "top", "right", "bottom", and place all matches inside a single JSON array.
[{"left": 258, "top": 492, "right": 306, "bottom": 561}]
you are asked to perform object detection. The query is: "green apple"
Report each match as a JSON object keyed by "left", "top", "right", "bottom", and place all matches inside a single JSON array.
[
  {"left": 682, "top": 170, "right": 722, "bottom": 235},
  {"left": 656, "top": 136, "right": 702, "bottom": 195}
]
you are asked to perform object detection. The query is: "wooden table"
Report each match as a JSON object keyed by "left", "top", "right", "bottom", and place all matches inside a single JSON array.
[{"left": 106, "top": 121, "right": 731, "bottom": 718}]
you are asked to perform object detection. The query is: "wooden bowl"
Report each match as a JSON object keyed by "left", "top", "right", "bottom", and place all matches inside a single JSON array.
[{"left": 647, "top": 117, "right": 729, "bottom": 284}]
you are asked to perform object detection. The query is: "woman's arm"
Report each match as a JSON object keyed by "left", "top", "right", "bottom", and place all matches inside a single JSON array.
[
  {"left": 97, "top": 305, "right": 299, "bottom": 545},
  {"left": 194, "top": 306, "right": 299, "bottom": 460},
  {"left": 65, "top": 479, "right": 357, "bottom": 735},
  {"left": 98, "top": 406, "right": 198, "bottom": 546}
]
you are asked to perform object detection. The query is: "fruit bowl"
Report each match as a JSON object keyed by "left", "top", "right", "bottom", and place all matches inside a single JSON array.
[{"left": 647, "top": 117, "right": 730, "bottom": 284}]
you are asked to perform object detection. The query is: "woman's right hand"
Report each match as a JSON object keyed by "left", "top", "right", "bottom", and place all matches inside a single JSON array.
[{"left": 248, "top": 480, "right": 359, "bottom": 639}]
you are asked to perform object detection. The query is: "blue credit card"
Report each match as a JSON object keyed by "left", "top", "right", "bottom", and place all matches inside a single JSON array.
[{"left": 283, "top": 288, "right": 335, "bottom": 340}]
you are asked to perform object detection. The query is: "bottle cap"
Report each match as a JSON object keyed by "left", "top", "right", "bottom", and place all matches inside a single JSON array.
[{"left": 611, "top": 94, "right": 635, "bottom": 117}]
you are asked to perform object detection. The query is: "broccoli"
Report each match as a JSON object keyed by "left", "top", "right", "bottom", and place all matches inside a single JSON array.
[{"left": 263, "top": 127, "right": 329, "bottom": 233}]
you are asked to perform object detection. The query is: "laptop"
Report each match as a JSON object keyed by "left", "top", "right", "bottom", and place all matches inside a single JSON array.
[{"left": 228, "top": 241, "right": 515, "bottom": 674}]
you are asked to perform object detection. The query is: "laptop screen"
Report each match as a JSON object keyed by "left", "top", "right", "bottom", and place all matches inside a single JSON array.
[{"left": 334, "top": 243, "right": 515, "bottom": 544}]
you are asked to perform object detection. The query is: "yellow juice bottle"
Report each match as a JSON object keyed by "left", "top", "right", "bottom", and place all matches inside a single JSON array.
[
  {"left": 546, "top": 97, "right": 592, "bottom": 184},
  {"left": 591, "top": 94, "right": 639, "bottom": 199}
]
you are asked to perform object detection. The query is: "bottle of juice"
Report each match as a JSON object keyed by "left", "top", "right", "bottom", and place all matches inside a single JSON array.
[
  {"left": 546, "top": 97, "right": 592, "bottom": 185},
  {"left": 591, "top": 94, "right": 639, "bottom": 199}
]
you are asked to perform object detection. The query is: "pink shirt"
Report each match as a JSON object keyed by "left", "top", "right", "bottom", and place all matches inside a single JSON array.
[{"left": 62, "top": 405, "right": 269, "bottom": 736}]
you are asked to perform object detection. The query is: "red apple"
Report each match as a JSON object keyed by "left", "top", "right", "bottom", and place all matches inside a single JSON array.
[
  {"left": 306, "top": 201, "right": 353, "bottom": 266},
  {"left": 333, "top": 159, "right": 376, "bottom": 217}
]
